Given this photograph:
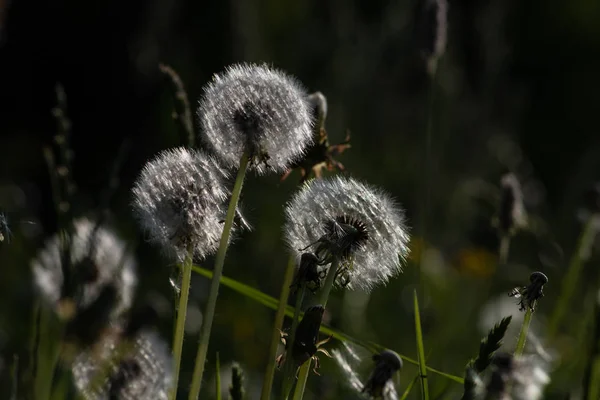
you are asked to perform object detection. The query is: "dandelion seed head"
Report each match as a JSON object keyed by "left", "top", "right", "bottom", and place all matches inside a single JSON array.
[
  {"left": 284, "top": 176, "right": 410, "bottom": 291},
  {"left": 72, "top": 330, "right": 172, "bottom": 400},
  {"left": 498, "top": 173, "right": 527, "bottom": 235},
  {"left": 132, "top": 147, "right": 240, "bottom": 261},
  {"left": 198, "top": 63, "right": 313, "bottom": 174},
  {"left": 31, "top": 218, "right": 137, "bottom": 319}
]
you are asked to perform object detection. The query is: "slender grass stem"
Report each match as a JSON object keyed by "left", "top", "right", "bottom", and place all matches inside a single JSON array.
[
  {"left": 414, "top": 290, "right": 430, "bottom": 400},
  {"left": 171, "top": 246, "right": 194, "bottom": 400},
  {"left": 215, "top": 353, "right": 222, "bottom": 400},
  {"left": 514, "top": 308, "right": 533, "bottom": 356},
  {"left": 499, "top": 236, "right": 510, "bottom": 265},
  {"left": 281, "top": 286, "right": 306, "bottom": 399},
  {"left": 291, "top": 258, "right": 340, "bottom": 400},
  {"left": 582, "top": 290, "right": 600, "bottom": 400},
  {"left": 261, "top": 255, "right": 297, "bottom": 400},
  {"left": 189, "top": 153, "right": 249, "bottom": 400},
  {"left": 548, "top": 215, "right": 599, "bottom": 339}
]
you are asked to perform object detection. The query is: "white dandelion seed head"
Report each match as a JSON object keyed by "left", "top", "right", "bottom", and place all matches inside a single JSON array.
[
  {"left": 72, "top": 330, "right": 172, "bottom": 400},
  {"left": 198, "top": 63, "right": 313, "bottom": 175},
  {"left": 31, "top": 218, "right": 137, "bottom": 318},
  {"left": 284, "top": 176, "right": 410, "bottom": 291},
  {"left": 132, "top": 147, "right": 243, "bottom": 262}
]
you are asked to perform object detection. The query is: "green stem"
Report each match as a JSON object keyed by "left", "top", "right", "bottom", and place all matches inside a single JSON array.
[
  {"left": 548, "top": 215, "right": 599, "bottom": 339},
  {"left": 514, "top": 308, "right": 533, "bottom": 356},
  {"left": 281, "top": 286, "right": 307, "bottom": 399},
  {"left": 414, "top": 290, "right": 430, "bottom": 400},
  {"left": 291, "top": 360, "right": 311, "bottom": 400},
  {"left": 290, "top": 258, "right": 340, "bottom": 400},
  {"left": 189, "top": 152, "right": 249, "bottom": 400},
  {"left": 171, "top": 246, "right": 194, "bottom": 400},
  {"left": 260, "top": 255, "right": 297, "bottom": 400}
]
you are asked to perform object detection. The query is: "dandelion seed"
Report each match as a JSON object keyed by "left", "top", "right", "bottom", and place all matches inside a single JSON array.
[
  {"left": 197, "top": 63, "right": 313, "bottom": 174},
  {"left": 31, "top": 218, "right": 137, "bottom": 321},
  {"left": 132, "top": 147, "right": 245, "bottom": 261},
  {"left": 285, "top": 176, "right": 410, "bottom": 291},
  {"left": 72, "top": 330, "right": 172, "bottom": 400}
]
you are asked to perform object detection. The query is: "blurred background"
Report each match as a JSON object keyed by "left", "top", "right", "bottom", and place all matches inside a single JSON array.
[{"left": 1, "top": 0, "right": 600, "bottom": 398}]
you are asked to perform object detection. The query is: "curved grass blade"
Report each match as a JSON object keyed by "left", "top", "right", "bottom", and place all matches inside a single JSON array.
[
  {"left": 400, "top": 373, "right": 420, "bottom": 400},
  {"left": 189, "top": 264, "right": 464, "bottom": 384}
]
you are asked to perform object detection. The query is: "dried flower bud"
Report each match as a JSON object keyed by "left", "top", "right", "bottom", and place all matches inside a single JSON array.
[
  {"left": 31, "top": 218, "right": 137, "bottom": 321},
  {"left": 307, "top": 92, "right": 328, "bottom": 132},
  {"left": 509, "top": 272, "right": 548, "bottom": 312},
  {"left": 229, "top": 362, "right": 245, "bottom": 400},
  {"left": 362, "top": 350, "right": 403, "bottom": 398},
  {"left": 198, "top": 63, "right": 313, "bottom": 174},
  {"left": 132, "top": 147, "right": 244, "bottom": 262},
  {"left": 497, "top": 173, "right": 527, "bottom": 236},
  {"left": 285, "top": 176, "right": 410, "bottom": 291},
  {"left": 289, "top": 252, "right": 326, "bottom": 294},
  {"left": 72, "top": 330, "right": 172, "bottom": 400}
]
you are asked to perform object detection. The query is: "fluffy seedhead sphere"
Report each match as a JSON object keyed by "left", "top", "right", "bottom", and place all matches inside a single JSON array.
[
  {"left": 132, "top": 147, "right": 243, "bottom": 261},
  {"left": 197, "top": 63, "right": 313, "bottom": 174},
  {"left": 31, "top": 218, "right": 137, "bottom": 320},
  {"left": 72, "top": 330, "right": 172, "bottom": 400},
  {"left": 285, "top": 176, "right": 410, "bottom": 291}
]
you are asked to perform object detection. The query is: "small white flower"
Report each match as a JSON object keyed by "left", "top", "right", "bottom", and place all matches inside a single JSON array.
[
  {"left": 284, "top": 176, "right": 410, "bottom": 291},
  {"left": 198, "top": 63, "right": 313, "bottom": 174}
]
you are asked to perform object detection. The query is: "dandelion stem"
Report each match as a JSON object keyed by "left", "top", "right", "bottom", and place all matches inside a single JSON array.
[
  {"left": 290, "top": 258, "right": 340, "bottom": 400},
  {"left": 171, "top": 245, "right": 194, "bottom": 400},
  {"left": 189, "top": 152, "right": 249, "bottom": 400},
  {"left": 514, "top": 308, "right": 533, "bottom": 356},
  {"left": 261, "top": 255, "right": 297, "bottom": 400},
  {"left": 548, "top": 214, "right": 599, "bottom": 339},
  {"left": 281, "top": 285, "right": 307, "bottom": 399},
  {"left": 499, "top": 236, "right": 510, "bottom": 265}
]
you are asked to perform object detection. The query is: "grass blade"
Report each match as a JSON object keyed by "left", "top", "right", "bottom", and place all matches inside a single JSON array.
[
  {"left": 189, "top": 264, "right": 464, "bottom": 385},
  {"left": 414, "top": 290, "right": 430, "bottom": 400},
  {"left": 400, "top": 373, "right": 421, "bottom": 400}
]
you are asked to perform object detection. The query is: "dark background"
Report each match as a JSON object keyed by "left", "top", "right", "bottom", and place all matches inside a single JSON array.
[{"left": 1, "top": 0, "right": 600, "bottom": 398}]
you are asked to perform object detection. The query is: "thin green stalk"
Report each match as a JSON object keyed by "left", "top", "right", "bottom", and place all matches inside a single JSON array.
[
  {"left": 514, "top": 308, "right": 533, "bottom": 356},
  {"left": 189, "top": 153, "right": 249, "bottom": 400},
  {"left": 548, "top": 215, "right": 599, "bottom": 339},
  {"left": 582, "top": 290, "right": 600, "bottom": 400},
  {"left": 291, "top": 258, "right": 340, "bottom": 400},
  {"left": 171, "top": 246, "right": 194, "bottom": 400},
  {"left": 260, "top": 255, "right": 297, "bottom": 400},
  {"left": 215, "top": 353, "right": 222, "bottom": 400},
  {"left": 281, "top": 286, "right": 307, "bottom": 399},
  {"left": 414, "top": 290, "right": 430, "bottom": 400},
  {"left": 400, "top": 373, "right": 420, "bottom": 400},
  {"left": 34, "top": 306, "right": 62, "bottom": 400}
]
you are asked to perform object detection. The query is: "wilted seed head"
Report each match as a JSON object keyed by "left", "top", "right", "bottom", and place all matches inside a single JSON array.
[
  {"left": 31, "top": 218, "right": 137, "bottom": 320},
  {"left": 509, "top": 272, "right": 548, "bottom": 312},
  {"left": 132, "top": 147, "right": 243, "bottom": 261},
  {"left": 498, "top": 173, "right": 527, "bottom": 236},
  {"left": 229, "top": 362, "right": 245, "bottom": 400},
  {"left": 198, "top": 63, "right": 313, "bottom": 174},
  {"left": 72, "top": 330, "right": 172, "bottom": 400},
  {"left": 307, "top": 92, "right": 328, "bottom": 132},
  {"left": 285, "top": 176, "right": 410, "bottom": 291},
  {"left": 480, "top": 353, "right": 550, "bottom": 400},
  {"left": 362, "top": 350, "right": 403, "bottom": 398},
  {"left": 415, "top": 0, "right": 448, "bottom": 75},
  {"left": 333, "top": 342, "right": 399, "bottom": 400}
]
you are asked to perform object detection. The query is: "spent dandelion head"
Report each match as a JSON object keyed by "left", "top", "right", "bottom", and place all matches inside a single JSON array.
[
  {"left": 132, "top": 147, "right": 243, "bottom": 262},
  {"left": 285, "top": 176, "right": 410, "bottom": 291},
  {"left": 31, "top": 218, "right": 137, "bottom": 321},
  {"left": 479, "top": 353, "right": 550, "bottom": 400},
  {"left": 333, "top": 343, "right": 400, "bottom": 400},
  {"left": 509, "top": 272, "right": 548, "bottom": 312},
  {"left": 198, "top": 63, "right": 313, "bottom": 174},
  {"left": 72, "top": 329, "right": 173, "bottom": 400}
]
